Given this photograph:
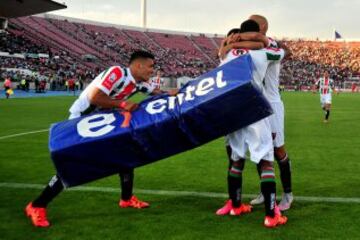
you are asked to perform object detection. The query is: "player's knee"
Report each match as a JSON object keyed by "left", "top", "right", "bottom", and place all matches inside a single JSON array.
[
  {"left": 228, "top": 159, "right": 245, "bottom": 177},
  {"left": 259, "top": 159, "right": 273, "bottom": 170},
  {"left": 274, "top": 147, "right": 287, "bottom": 162}
]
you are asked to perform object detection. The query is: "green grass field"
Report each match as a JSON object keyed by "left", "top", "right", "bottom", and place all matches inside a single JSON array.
[{"left": 0, "top": 92, "right": 359, "bottom": 240}]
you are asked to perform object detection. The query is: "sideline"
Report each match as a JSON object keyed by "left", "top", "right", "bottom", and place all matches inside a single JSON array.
[
  {"left": 1, "top": 182, "right": 359, "bottom": 204},
  {"left": 0, "top": 129, "right": 49, "bottom": 140}
]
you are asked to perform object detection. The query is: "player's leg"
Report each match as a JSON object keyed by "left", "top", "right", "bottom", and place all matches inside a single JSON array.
[
  {"left": 217, "top": 156, "right": 252, "bottom": 215},
  {"left": 260, "top": 160, "right": 287, "bottom": 228},
  {"left": 324, "top": 102, "right": 331, "bottom": 122},
  {"left": 26, "top": 175, "right": 64, "bottom": 227},
  {"left": 5, "top": 87, "right": 9, "bottom": 99},
  {"left": 118, "top": 168, "right": 149, "bottom": 208},
  {"left": 249, "top": 162, "right": 264, "bottom": 205},
  {"left": 275, "top": 146, "right": 293, "bottom": 211},
  {"left": 246, "top": 119, "right": 287, "bottom": 227},
  {"left": 217, "top": 132, "right": 252, "bottom": 215}
]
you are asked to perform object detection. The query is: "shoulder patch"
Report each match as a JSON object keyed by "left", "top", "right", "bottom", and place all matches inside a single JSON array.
[{"left": 101, "top": 67, "right": 123, "bottom": 91}]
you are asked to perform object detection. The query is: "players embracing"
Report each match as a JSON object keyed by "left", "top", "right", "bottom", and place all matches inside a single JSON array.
[{"left": 216, "top": 15, "right": 293, "bottom": 228}]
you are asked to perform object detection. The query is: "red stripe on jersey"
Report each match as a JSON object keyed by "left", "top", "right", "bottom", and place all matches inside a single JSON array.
[
  {"left": 101, "top": 67, "right": 123, "bottom": 91},
  {"left": 115, "top": 82, "right": 136, "bottom": 100},
  {"left": 322, "top": 77, "right": 329, "bottom": 94},
  {"left": 266, "top": 47, "right": 281, "bottom": 52}
]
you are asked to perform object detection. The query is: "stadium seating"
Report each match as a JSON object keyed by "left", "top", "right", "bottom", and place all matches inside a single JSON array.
[{"left": 1, "top": 15, "right": 359, "bottom": 90}]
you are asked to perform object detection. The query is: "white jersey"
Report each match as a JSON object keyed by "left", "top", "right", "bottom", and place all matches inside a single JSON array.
[
  {"left": 221, "top": 47, "right": 285, "bottom": 163},
  {"left": 263, "top": 38, "right": 283, "bottom": 103},
  {"left": 220, "top": 47, "right": 285, "bottom": 93},
  {"left": 69, "top": 66, "right": 154, "bottom": 119}
]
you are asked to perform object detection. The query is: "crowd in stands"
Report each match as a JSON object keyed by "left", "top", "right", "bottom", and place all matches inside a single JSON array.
[
  {"left": 1, "top": 16, "right": 359, "bottom": 91},
  {"left": 281, "top": 40, "right": 360, "bottom": 89}
]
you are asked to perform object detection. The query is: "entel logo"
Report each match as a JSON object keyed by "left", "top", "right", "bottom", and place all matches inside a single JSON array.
[
  {"left": 146, "top": 70, "right": 226, "bottom": 114},
  {"left": 77, "top": 70, "right": 227, "bottom": 138}
]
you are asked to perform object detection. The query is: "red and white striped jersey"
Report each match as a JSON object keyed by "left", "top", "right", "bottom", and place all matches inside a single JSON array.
[
  {"left": 69, "top": 66, "right": 154, "bottom": 119},
  {"left": 316, "top": 77, "right": 334, "bottom": 95},
  {"left": 151, "top": 76, "right": 162, "bottom": 89}
]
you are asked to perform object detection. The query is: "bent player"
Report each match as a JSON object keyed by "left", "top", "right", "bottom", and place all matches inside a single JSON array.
[
  {"left": 216, "top": 20, "right": 288, "bottom": 228},
  {"left": 25, "top": 50, "right": 177, "bottom": 228}
]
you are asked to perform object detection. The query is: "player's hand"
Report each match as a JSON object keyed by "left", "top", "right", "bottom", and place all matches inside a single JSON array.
[
  {"left": 167, "top": 89, "right": 179, "bottom": 96},
  {"left": 120, "top": 101, "right": 139, "bottom": 112}
]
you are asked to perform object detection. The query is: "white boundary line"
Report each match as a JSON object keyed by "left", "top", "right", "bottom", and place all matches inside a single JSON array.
[
  {"left": 0, "top": 129, "right": 49, "bottom": 140},
  {"left": 1, "top": 182, "right": 359, "bottom": 204}
]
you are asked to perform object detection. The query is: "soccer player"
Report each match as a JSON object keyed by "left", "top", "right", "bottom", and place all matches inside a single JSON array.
[
  {"left": 25, "top": 50, "right": 177, "bottom": 228},
  {"left": 216, "top": 20, "right": 288, "bottom": 228},
  {"left": 314, "top": 70, "right": 334, "bottom": 123},
  {"left": 3, "top": 76, "right": 12, "bottom": 99},
  {"left": 218, "top": 26, "right": 266, "bottom": 216},
  {"left": 247, "top": 15, "right": 294, "bottom": 211},
  {"left": 151, "top": 70, "right": 162, "bottom": 90},
  {"left": 220, "top": 15, "right": 294, "bottom": 211}
]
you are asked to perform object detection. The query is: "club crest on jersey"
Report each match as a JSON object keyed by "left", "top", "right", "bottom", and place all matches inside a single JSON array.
[
  {"left": 232, "top": 49, "right": 249, "bottom": 56},
  {"left": 109, "top": 72, "right": 117, "bottom": 82}
]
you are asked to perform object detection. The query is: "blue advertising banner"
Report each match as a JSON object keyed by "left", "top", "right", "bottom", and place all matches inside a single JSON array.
[{"left": 49, "top": 55, "right": 272, "bottom": 187}]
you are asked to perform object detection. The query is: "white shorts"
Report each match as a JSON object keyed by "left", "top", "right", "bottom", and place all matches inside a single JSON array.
[
  {"left": 320, "top": 94, "right": 332, "bottom": 107},
  {"left": 269, "top": 101, "right": 285, "bottom": 148},
  {"left": 227, "top": 118, "right": 274, "bottom": 164},
  {"left": 224, "top": 135, "right": 230, "bottom": 146}
]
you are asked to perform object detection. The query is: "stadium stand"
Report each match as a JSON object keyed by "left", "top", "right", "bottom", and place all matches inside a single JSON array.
[{"left": 1, "top": 15, "right": 359, "bottom": 90}]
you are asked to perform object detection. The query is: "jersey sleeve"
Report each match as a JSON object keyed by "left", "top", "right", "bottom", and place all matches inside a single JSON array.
[
  {"left": 265, "top": 48, "right": 285, "bottom": 62},
  {"left": 95, "top": 66, "right": 124, "bottom": 95},
  {"left": 137, "top": 81, "right": 155, "bottom": 94}
]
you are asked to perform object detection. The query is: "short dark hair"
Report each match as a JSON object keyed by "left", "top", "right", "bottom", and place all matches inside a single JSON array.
[
  {"left": 239, "top": 19, "right": 260, "bottom": 33},
  {"left": 226, "top": 28, "right": 241, "bottom": 37},
  {"left": 129, "top": 50, "right": 155, "bottom": 64}
]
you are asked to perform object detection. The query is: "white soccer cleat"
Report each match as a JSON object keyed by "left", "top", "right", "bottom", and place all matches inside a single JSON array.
[
  {"left": 250, "top": 193, "right": 264, "bottom": 205},
  {"left": 278, "top": 192, "right": 294, "bottom": 211}
]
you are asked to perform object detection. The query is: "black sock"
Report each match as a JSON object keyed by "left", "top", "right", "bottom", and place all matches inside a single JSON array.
[
  {"left": 325, "top": 110, "right": 330, "bottom": 120},
  {"left": 227, "top": 160, "right": 244, "bottom": 208},
  {"left": 276, "top": 155, "right": 292, "bottom": 193},
  {"left": 256, "top": 163, "right": 262, "bottom": 180},
  {"left": 120, "top": 169, "right": 134, "bottom": 200},
  {"left": 32, "top": 175, "right": 64, "bottom": 208},
  {"left": 226, "top": 145, "right": 232, "bottom": 167},
  {"left": 261, "top": 181, "right": 276, "bottom": 217},
  {"left": 227, "top": 175, "right": 242, "bottom": 208},
  {"left": 260, "top": 166, "right": 276, "bottom": 217}
]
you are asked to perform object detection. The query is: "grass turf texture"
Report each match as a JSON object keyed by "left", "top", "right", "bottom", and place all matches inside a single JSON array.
[{"left": 0, "top": 92, "right": 359, "bottom": 239}]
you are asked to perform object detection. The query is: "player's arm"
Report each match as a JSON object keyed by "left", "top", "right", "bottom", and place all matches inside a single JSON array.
[
  {"left": 218, "top": 41, "right": 264, "bottom": 60},
  {"left": 230, "top": 32, "right": 269, "bottom": 46},
  {"left": 88, "top": 87, "right": 138, "bottom": 112},
  {"left": 277, "top": 41, "right": 291, "bottom": 58},
  {"left": 312, "top": 79, "right": 320, "bottom": 93},
  {"left": 151, "top": 88, "right": 178, "bottom": 96}
]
